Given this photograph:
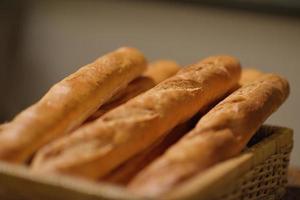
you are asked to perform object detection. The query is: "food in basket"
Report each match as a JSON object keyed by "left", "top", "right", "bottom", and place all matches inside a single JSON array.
[
  {"left": 102, "top": 116, "right": 198, "bottom": 185},
  {"left": 102, "top": 68, "right": 269, "bottom": 185},
  {"left": 31, "top": 55, "right": 241, "bottom": 179},
  {"left": 86, "top": 60, "right": 180, "bottom": 121},
  {"left": 0, "top": 47, "right": 290, "bottom": 199},
  {"left": 128, "top": 74, "right": 289, "bottom": 197},
  {"left": 0, "top": 47, "right": 146, "bottom": 163}
]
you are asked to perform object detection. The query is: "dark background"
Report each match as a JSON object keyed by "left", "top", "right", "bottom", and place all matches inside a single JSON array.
[{"left": 0, "top": 0, "right": 299, "bottom": 165}]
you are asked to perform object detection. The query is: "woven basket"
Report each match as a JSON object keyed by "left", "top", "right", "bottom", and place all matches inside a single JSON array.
[
  {"left": 0, "top": 125, "right": 293, "bottom": 200},
  {"left": 168, "top": 126, "right": 293, "bottom": 200}
]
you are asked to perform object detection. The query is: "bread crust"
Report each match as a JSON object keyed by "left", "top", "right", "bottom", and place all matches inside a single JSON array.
[
  {"left": 87, "top": 60, "right": 180, "bottom": 121},
  {"left": 0, "top": 47, "right": 146, "bottom": 163},
  {"left": 101, "top": 116, "right": 198, "bottom": 185},
  {"left": 128, "top": 74, "right": 289, "bottom": 197},
  {"left": 107, "top": 67, "right": 253, "bottom": 184},
  {"left": 31, "top": 56, "right": 241, "bottom": 180},
  {"left": 86, "top": 76, "right": 155, "bottom": 121}
]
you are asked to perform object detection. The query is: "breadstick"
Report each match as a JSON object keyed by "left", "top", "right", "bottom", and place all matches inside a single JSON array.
[
  {"left": 128, "top": 74, "right": 289, "bottom": 197},
  {"left": 105, "top": 60, "right": 180, "bottom": 103},
  {"left": 87, "top": 60, "right": 180, "bottom": 121},
  {"left": 31, "top": 56, "right": 241, "bottom": 180},
  {"left": 86, "top": 77, "right": 155, "bottom": 121},
  {"left": 102, "top": 116, "right": 198, "bottom": 185},
  {"left": 0, "top": 47, "right": 146, "bottom": 163},
  {"left": 103, "top": 60, "right": 239, "bottom": 184}
]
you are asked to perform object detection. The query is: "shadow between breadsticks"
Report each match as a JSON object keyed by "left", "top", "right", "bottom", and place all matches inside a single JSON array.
[
  {"left": 31, "top": 56, "right": 241, "bottom": 180},
  {"left": 0, "top": 47, "right": 147, "bottom": 163},
  {"left": 128, "top": 73, "right": 289, "bottom": 198}
]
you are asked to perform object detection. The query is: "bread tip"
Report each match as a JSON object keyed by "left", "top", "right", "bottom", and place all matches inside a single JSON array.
[
  {"left": 117, "top": 46, "right": 142, "bottom": 53},
  {"left": 264, "top": 73, "right": 290, "bottom": 99}
]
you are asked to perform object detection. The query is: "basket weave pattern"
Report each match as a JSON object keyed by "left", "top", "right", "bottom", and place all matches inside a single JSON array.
[{"left": 220, "top": 144, "right": 292, "bottom": 200}]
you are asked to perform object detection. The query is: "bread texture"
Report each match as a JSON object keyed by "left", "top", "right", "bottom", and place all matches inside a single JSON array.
[
  {"left": 128, "top": 74, "right": 289, "bottom": 197},
  {"left": 87, "top": 60, "right": 180, "bottom": 121},
  {"left": 0, "top": 47, "right": 146, "bottom": 163},
  {"left": 102, "top": 116, "right": 198, "bottom": 185},
  {"left": 103, "top": 61, "right": 248, "bottom": 185},
  {"left": 31, "top": 56, "right": 241, "bottom": 180},
  {"left": 86, "top": 77, "right": 155, "bottom": 121}
]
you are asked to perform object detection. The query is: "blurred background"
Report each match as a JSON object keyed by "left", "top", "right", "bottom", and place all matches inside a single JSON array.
[{"left": 0, "top": 0, "right": 299, "bottom": 165}]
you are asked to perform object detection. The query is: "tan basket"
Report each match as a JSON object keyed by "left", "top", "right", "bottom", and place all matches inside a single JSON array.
[
  {"left": 0, "top": 125, "right": 293, "bottom": 200},
  {"left": 168, "top": 126, "right": 293, "bottom": 200}
]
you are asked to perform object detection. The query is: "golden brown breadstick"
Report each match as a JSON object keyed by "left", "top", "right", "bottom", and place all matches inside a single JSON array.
[
  {"left": 0, "top": 47, "right": 146, "bottom": 163},
  {"left": 105, "top": 60, "right": 180, "bottom": 103},
  {"left": 31, "top": 56, "right": 241, "bottom": 180},
  {"left": 102, "top": 116, "right": 198, "bottom": 185},
  {"left": 128, "top": 74, "right": 289, "bottom": 197},
  {"left": 144, "top": 60, "right": 181, "bottom": 84},
  {"left": 86, "top": 77, "right": 155, "bottom": 121},
  {"left": 87, "top": 60, "right": 180, "bottom": 121},
  {"left": 240, "top": 68, "right": 264, "bottom": 85}
]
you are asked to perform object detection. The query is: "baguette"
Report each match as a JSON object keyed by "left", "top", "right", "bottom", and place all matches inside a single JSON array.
[
  {"left": 87, "top": 60, "right": 180, "bottom": 121},
  {"left": 103, "top": 63, "right": 242, "bottom": 185},
  {"left": 86, "top": 77, "right": 155, "bottom": 121},
  {"left": 0, "top": 47, "right": 146, "bottom": 163},
  {"left": 31, "top": 55, "right": 241, "bottom": 180},
  {"left": 128, "top": 74, "right": 289, "bottom": 197},
  {"left": 102, "top": 116, "right": 198, "bottom": 185}
]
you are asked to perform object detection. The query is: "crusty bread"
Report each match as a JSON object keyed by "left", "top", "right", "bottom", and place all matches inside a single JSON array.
[
  {"left": 240, "top": 68, "right": 264, "bottom": 85},
  {"left": 106, "top": 68, "right": 263, "bottom": 184},
  {"left": 86, "top": 77, "right": 155, "bottom": 121},
  {"left": 89, "top": 65, "right": 257, "bottom": 124},
  {"left": 87, "top": 60, "right": 180, "bottom": 121},
  {"left": 144, "top": 60, "right": 181, "bottom": 84},
  {"left": 102, "top": 116, "right": 198, "bottom": 185},
  {"left": 0, "top": 47, "right": 146, "bottom": 163},
  {"left": 31, "top": 56, "right": 241, "bottom": 180},
  {"left": 128, "top": 74, "right": 289, "bottom": 197},
  {"left": 103, "top": 64, "right": 255, "bottom": 186}
]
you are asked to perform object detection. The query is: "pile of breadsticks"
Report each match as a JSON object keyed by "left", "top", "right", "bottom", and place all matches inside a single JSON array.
[{"left": 0, "top": 47, "right": 289, "bottom": 198}]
